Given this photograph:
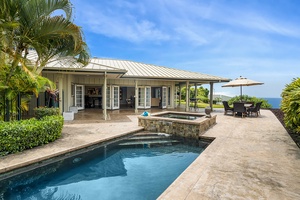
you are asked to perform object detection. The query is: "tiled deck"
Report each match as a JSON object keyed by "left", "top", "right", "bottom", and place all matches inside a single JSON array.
[{"left": 0, "top": 108, "right": 300, "bottom": 199}]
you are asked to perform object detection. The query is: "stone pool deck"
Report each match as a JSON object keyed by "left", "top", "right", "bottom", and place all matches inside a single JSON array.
[{"left": 0, "top": 109, "right": 300, "bottom": 199}]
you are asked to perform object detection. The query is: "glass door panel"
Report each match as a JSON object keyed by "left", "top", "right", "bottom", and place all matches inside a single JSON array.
[
  {"left": 75, "top": 85, "right": 84, "bottom": 110},
  {"left": 138, "top": 87, "right": 145, "bottom": 108},
  {"left": 112, "top": 86, "right": 120, "bottom": 109},
  {"left": 145, "top": 86, "right": 151, "bottom": 108},
  {"left": 106, "top": 86, "right": 111, "bottom": 109}
]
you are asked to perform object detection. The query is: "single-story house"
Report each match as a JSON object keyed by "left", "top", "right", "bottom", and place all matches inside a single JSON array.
[{"left": 26, "top": 51, "right": 230, "bottom": 120}]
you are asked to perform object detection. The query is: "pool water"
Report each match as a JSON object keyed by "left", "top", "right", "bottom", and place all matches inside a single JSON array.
[
  {"left": 0, "top": 133, "right": 211, "bottom": 200},
  {"left": 156, "top": 113, "right": 203, "bottom": 120}
]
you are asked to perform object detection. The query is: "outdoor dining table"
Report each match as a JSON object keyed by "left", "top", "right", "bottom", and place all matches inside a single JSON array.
[
  {"left": 243, "top": 103, "right": 254, "bottom": 116},
  {"left": 244, "top": 103, "right": 253, "bottom": 108},
  {"left": 233, "top": 102, "right": 253, "bottom": 117}
]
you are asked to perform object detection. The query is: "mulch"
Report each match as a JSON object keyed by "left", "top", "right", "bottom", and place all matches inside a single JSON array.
[{"left": 269, "top": 109, "right": 300, "bottom": 148}]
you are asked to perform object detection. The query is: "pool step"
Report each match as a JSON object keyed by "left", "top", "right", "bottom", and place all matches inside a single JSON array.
[
  {"left": 128, "top": 135, "right": 170, "bottom": 140},
  {"left": 118, "top": 139, "right": 180, "bottom": 146},
  {"left": 118, "top": 133, "right": 180, "bottom": 147}
]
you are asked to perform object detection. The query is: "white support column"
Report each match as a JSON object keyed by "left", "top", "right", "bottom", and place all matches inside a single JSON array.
[
  {"left": 58, "top": 75, "right": 63, "bottom": 114},
  {"left": 170, "top": 82, "right": 175, "bottom": 108},
  {"left": 179, "top": 84, "right": 181, "bottom": 107},
  {"left": 134, "top": 80, "right": 138, "bottom": 113},
  {"left": 185, "top": 81, "right": 190, "bottom": 112},
  {"left": 194, "top": 83, "right": 198, "bottom": 109},
  {"left": 103, "top": 72, "right": 107, "bottom": 120},
  {"left": 67, "top": 74, "right": 72, "bottom": 108},
  {"left": 210, "top": 82, "right": 214, "bottom": 111}
]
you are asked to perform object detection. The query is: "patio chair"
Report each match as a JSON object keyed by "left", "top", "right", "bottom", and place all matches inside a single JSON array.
[
  {"left": 247, "top": 102, "right": 262, "bottom": 117},
  {"left": 222, "top": 101, "right": 234, "bottom": 115},
  {"left": 126, "top": 98, "right": 132, "bottom": 107},
  {"left": 233, "top": 102, "right": 247, "bottom": 118}
]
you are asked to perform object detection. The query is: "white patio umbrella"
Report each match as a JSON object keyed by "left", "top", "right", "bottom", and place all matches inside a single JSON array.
[{"left": 222, "top": 76, "right": 264, "bottom": 101}]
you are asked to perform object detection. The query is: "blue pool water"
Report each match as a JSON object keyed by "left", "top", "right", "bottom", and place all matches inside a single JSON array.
[
  {"left": 156, "top": 113, "right": 204, "bottom": 120},
  {"left": 0, "top": 133, "right": 211, "bottom": 200}
]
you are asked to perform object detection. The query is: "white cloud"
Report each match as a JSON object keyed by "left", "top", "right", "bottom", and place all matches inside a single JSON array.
[
  {"left": 202, "top": 2, "right": 300, "bottom": 38},
  {"left": 70, "top": 0, "right": 300, "bottom": 98},
  {"left": 73, "top": 2, "right": 170, "bottom": 43}
]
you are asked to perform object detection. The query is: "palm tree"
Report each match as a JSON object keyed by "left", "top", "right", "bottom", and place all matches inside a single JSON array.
[{"left": 0, "top": 0, "right": 90, "bottom": 121}]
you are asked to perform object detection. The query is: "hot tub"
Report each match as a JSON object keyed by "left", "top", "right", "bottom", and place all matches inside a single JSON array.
[{"left": 138, "top": 111, "right": 216, "bottom": 139}]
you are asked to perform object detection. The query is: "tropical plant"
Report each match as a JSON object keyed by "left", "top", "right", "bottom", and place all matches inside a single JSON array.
[
  {"left": 281, "top": 78, "right": 300, "bottom": 134},
  {"left": 180, "top": 86, "right": 209, "bottom": 102},
  {"left": 228, "top": 95, "right": 272, "bottom": 108},
  {"left": 0, "top": 0, "right": 90, "bottom": 121}
]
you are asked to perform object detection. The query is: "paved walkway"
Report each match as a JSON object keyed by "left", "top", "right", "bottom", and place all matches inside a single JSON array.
[
  {"left": 0, "top": 109, "right": 300, "bottom": 199},
  {"left": 159, "top": 110, "right": 300, "bottom": 200}
]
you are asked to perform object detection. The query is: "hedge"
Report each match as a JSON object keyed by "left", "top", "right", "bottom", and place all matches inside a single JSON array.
[
  {"left": 0, "top": 115, "right": 64, "bottom": 156},
  {"left": 34, "top": 107, "right": 60, "bottom": 119}
]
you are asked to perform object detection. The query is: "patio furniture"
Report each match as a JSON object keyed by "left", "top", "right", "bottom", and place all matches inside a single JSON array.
[
  {"left": 243, "top": 103, "right": 253, "bottom": 110},
  {"left": 247, "top": 102, "right": 262, "bottom": 117},
  {"left": 222, "top": 76, "right": 264, "bottom": 101},
  {"left": 126, "top": 98, "right": 132, "bottom": 107},
  {"left": 190, "top": 98, "right": 199, "bottom": 111},
  {"left": 233, "top": 102, "right": 247, "bottom": 118},
  {"left": 222, "top": 101, "right": 234, "bottom": 115},
  {"left": 245, "top": 102, "right": 254, "bottom": 108}
]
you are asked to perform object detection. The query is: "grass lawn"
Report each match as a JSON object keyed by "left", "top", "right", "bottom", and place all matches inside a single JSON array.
[{"left": 178, "top": 102, "right": 224, "bottom": 109}]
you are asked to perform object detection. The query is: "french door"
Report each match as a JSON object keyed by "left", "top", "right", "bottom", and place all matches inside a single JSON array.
[
  {"left": 75, "top": 85, "right": 84, "bottom": 110},
  {"left": 106, "top": 85, "right": 120, "bottom": 110},
  {"left": 161, "top": 86, "right": 167, "bottom": 109},
  {"left": 138, "top": 86, "right": 151, "bottom": 109}
]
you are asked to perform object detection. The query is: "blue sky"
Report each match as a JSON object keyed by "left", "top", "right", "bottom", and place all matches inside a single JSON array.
[{"left": 70, "top": 0, "right": 300, "bottom": 98}]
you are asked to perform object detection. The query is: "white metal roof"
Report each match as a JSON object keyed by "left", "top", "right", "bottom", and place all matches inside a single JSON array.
[
  {"left": 90, "top": 58, "right": 229, "bottom": 82},
  {"left": 26, "top": 50, "right": 229, "bottom": 82}
]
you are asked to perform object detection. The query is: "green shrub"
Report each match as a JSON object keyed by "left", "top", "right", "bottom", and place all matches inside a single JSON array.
[
  {"left": 281, "top": 78, "right": 300, "bottom": 134},
  {"left": 0, "top": 115, "right": 63, "bottom": 156},
  {"left": 34, "top": 107, "right": 60, "bottom": 119},
  {"left": 228, "top": 95, "right": 272, "bottom": 108},
  {"left": 198, "top": 96, "right": 209, "bottom": 103}
]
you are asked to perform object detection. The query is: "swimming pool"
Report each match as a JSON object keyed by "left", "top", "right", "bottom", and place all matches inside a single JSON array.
[{"left": 0, "top": 132, "right": 212, "bottom": 200}]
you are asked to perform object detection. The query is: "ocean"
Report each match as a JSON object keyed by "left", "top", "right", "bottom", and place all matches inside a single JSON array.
[{"left": 263, "top": 98, "right": 282, "bottom": 109}]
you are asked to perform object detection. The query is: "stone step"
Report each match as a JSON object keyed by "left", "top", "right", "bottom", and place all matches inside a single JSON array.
[{"left": 118, "top": 139, "right": 180, "bottom": 146}]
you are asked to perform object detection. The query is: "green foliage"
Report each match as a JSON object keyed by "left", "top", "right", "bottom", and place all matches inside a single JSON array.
[
  {"left": 180, "top": 86, "right": 209, "bottom": 101},
  {"left": 34, "top": 107, "right": 60, "bottom": 119},
  {"left": 281, "top": 78, "right": 300, "bottom": 134},
  {"left": 0, "top": 115, "right": 63, "bottom": 156},
  {"left": 198, "top": 96, "right": 209, "bottom": 103},
  {"left": 228, "top": 95, "right": 272, "bottom": 108},
  {"left": 0, "top": 0, "right": 89, "bottom": 122}
]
